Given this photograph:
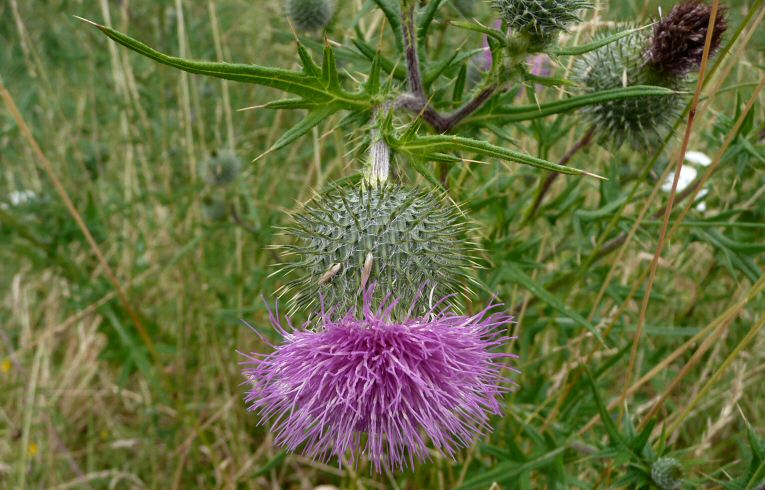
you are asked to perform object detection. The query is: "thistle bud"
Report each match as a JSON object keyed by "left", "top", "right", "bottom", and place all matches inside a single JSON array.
[
  {"left": 202, "top": 150, "right": 241, "bottom": 186},
  {"left": 575, "top": 30, "right": 682, "bottom": 149},
  {"left": 491, "top": 0, "right": 592, "bottom": 47},
  {"left": 646, "top": 1, "right": 728, "bottom": 77},
  {"left": 651, "top": 457, "right": 683, "bottom": 490},
  {"left": 284, "top": 0, "right": 337, "bottom": 33},
  {"left": 576, "top": 2, "right": 727, "bottom": 149},
  {"left": 278, "top": 183, "right": 474, "bottom": 317}
]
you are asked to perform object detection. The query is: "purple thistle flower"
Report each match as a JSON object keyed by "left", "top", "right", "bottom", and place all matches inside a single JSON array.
[{"left": 241, "top": 289, "right": 517, "bottom": 472}]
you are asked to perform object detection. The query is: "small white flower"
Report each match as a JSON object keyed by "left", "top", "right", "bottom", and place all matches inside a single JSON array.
[
  {"left": 685, "top": 150, "right": 712, "bottom": 167},
  {"left": 662, "top": 166, "right": 698, "bottom": 193},
  {"left": 695, "top": 188, "right": 709, "bottom": 212},
  {"left": 9, "top": 190, "right": 36, "bottom": 206}
]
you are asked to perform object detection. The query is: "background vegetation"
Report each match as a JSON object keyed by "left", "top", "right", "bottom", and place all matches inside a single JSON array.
[{"left": 1, "top": 0, "right": 764, "bottom": 488}]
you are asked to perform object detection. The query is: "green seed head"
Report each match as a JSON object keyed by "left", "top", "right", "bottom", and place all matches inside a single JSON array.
[
  {"left": 203, "top": 150, "right": 242, "bottom": 186},
  {"left": 284, "top": 0, "right": 336, "bottom": 32},
  {"left": 277, "top": 182, "right": 475, "bottom": 318},
  {"left": 492, "top": 0, "right": 591, "bottom": 45},
  {"left": 651, "top": 457, "right": 683, "bottom": 490},
  {"left": 575, "top": 30, "right": 682, "bottom": 149}
]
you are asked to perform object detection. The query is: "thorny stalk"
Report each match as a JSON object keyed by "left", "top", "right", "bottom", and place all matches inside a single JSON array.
[{"left": 399, "top": 3, "right": 498, "bottom": 133}]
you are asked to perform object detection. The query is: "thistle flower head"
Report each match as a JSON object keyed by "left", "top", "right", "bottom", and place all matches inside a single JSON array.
[
  {"left": 651, "top": 457, "right": 683, "bottom": 490},
  {"left": 646, "top": 1, "right": 728, "bottom": 77},
  {"left": 575, "top": 30, "right": 682, "bottom": 149},
  {"left": 202, "top": 150, "right": 241, "bottom": 186},
  {"left": 284, "top": 0, "right": 337, "bottom": 33},
  {"left": 241, "top": 289, "right": 517, "bottom": 472},
  {"left": 492, "top": 0, "right": 592, "bottom": 46},
  {"left": 278, "top": 183, "right": 475, "bottom": 318}
]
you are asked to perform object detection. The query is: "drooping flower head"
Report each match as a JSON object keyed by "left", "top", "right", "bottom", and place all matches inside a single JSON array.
[{"left": 241, "top": 288, "right": 517, "bottom": 472}]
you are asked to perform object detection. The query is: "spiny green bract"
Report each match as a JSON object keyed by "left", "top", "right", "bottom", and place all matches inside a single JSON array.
[
  {"left": 202, "top": 150, "right": 242, "bottom": 186},
  {"left": 277, "top": 183, "right": 475, "bottom": 318},
  {"left": 492, "top": 0, "right": 591, "bottom": 46},
  {"left": 575, "top": 30, "right": 682, "bottom": 149},
  {"left": 651, "top": 457, "right": 683, "bottom": 490},
  {"left": 284, "top": 0, "right": 336, "bottom": 33}
]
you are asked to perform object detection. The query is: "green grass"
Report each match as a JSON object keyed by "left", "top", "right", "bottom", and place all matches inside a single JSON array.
[{"left": 1, "top": 0, "right": 764, "bottom": 488}]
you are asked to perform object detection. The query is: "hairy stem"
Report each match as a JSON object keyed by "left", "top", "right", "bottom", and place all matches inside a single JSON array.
[
  {"left": 366, "top": 130, "right": 391, "bottom": 186},
  {"left": 399, "top": 3, "right": 496, "bottom": 133},
  {"left": 402, "top": 2, "right": 424, "bottom": 97}
]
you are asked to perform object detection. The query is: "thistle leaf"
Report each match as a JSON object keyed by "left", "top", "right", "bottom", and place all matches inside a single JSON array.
[
  {"left": 419, "top": 0, "right": 449, "bottom": 43},
  {"left": 464, "top": 85, "right": 678, "bottom": 126},
  {"left": 320, "top": 42, "right": 341, "bottom": 90},
  {"left": 389, "top": 133, "right": 605, "bottom": 179},
  {"left": 261, "top": 98, "right": 320, "bottom": 110},
  {"left": 450, "top": 20, "right": 507, "bottom": 44},
  {"left": 550, "top": 25, "right": 650, "bottom": 55},
  {"left": 365, "top": 51, "right": 383, "bottom": 95},
  {"left": 352, "top": 36, "right": 407, "bottom": 80},
  {"left": 266, "top": 104, "right": 341, "bottom": 155},
  {"left": 370, "top": 0, "right": 404, "bottom": 51},
  {"left": 77, "top": 17, "right": 369, "bottom": 111}
]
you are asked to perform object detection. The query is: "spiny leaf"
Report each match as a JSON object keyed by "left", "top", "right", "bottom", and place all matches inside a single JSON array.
[
  {"left": 76, "top": 16, "right": 369, "bottom": 110},
  {"left": 464, "top": 85, "right": 679, "bottom": 126},
  {"left": 418, "top": 0, "right": 449, "bottom": 43},
  {"left": 297, "top": 43, "right": 321, "bottom": 77},
  {"left": 550, "top": 25, "right": 651, "bottom": 56},
  {"left": 450, "top": 20, "right": 507, "bottom": 44},
  {"left": 261, "top": 98, "right": 319, "bottom": 110},
  {"left": 365, "top": 51, "right": 382, "bottom": 95},
  {"left": 352, "top": 36, "right": 407, "bottom": 80},
  {"left": 389, "top": 133, "right": 605, "bottom": 179},
  {"left": 263, "top": 104, "right": 341, "bottom": 156},
  {"left": 321, "top": 41, "right": 340, "bottom": 90},
  {"left": 424, "top": 48, "right": 485, "bottom": 86},
  {"left": 370, "top": 0, "right": 404, "bottom": 51},
  {"left": 410, "top": 158, "right": 444, "bottom": 189}
]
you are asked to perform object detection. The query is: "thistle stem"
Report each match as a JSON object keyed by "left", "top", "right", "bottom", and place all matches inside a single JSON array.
[
  {"left": 366, "top": 128, "right": 391, "bottom": 187},
  {"left": 399, "top": 3, "right": 496, "bottom": 133},
  {"left": 402, "top": 2, "right": 424, "bottom": 98}
]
